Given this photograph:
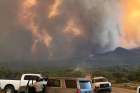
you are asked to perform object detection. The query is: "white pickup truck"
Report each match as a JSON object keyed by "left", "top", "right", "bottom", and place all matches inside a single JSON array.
[
  {"left": 0, "top": 73, "right": 44, "bottom": 93},
  {"left": 92, "top": 77, "right": 112, "bottom": 93}
]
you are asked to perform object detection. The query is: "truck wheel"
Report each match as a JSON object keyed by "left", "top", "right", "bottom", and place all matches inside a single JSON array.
[{"left": 4, "top": 85, "right": 15, "bottom": 93}]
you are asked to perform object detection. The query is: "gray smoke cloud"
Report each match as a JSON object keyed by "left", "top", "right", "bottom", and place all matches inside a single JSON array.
[{"left": 0, "top": 0, "right": 122, "bottom": 62}]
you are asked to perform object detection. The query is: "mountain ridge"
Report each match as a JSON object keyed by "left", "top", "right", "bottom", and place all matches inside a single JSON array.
[{"left": 0, "top": 47, "right": 140, "bottom": 70}]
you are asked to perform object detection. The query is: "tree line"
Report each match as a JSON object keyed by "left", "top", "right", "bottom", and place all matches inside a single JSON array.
[{"left": 0, "top": 66, "right": 140, "bottom": 83}]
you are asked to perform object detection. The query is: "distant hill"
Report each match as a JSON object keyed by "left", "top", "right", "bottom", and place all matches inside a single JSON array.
[
  {"left": 88, "top": 47, "right": 140, "bottom": 68},
  {"left": 0, "top": 47, "right": 140, "bottom": 70}
]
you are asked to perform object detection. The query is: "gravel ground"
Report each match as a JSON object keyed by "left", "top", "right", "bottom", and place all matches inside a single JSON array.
[{"left": 112, "top": 87, "right": 136, "bottom": 93}]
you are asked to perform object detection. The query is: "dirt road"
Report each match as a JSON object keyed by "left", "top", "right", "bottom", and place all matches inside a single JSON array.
[
  {"left": 112, "top": 87, "right": 136, "bottom": 93},
  {"left": 0, "top": 87, "right": 136, "bottom": 93}
]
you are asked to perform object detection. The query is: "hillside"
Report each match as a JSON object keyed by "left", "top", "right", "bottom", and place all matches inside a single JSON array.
[
  {"left": 0, "top": 47, "right": 140, "bottom": 70},
  {"left": 88, "top": 47, "right": 140, "bottom": 67}
]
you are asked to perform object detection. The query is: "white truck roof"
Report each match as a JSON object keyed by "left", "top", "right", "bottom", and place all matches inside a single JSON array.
[
  {"left": 22, "top": 74, "right": 41, "bottom": 76},
  {"left": 93, "top": 77, "right": 106, "bottom": 79}
]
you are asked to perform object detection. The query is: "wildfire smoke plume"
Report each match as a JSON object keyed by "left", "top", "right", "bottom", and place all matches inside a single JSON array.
[
  {"left": 19, "top": 0, "right": 53, "bottom": 54},
  {"left": 17, "top": 0, "right": 121, "bottom": 60}
]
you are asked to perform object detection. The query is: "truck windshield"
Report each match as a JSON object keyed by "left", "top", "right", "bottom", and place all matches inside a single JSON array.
[
  {"left": 94, "top": 78, "right": 108, "bottom": 83},
  {"left": 79, "top": 81, "right": 92, "bottom": 89}
]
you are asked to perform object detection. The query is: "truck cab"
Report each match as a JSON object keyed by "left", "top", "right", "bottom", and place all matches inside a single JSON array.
[{"left": 20, "top": 74, "right": 42, "bottom": 87}]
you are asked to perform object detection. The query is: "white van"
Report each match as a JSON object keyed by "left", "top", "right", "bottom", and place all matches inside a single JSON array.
[{"left": 46, "top": 77, "right": 93, "bottom": 93}]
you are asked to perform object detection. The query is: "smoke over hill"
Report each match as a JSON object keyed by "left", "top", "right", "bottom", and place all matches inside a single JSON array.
[{"left": 0, "top": 0, "right": 122, "bottom": 62}]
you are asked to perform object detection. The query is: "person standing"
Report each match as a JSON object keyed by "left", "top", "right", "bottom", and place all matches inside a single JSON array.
[
  {"left": 33, "top": 78, "right": 44, "bottom": 93},
  {"left": 41, "top": 77, "right": 48, "bottom": 93}
]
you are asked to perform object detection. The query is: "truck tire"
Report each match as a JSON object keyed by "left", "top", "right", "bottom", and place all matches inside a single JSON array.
[{"left": 4, "top": 85, "right": 15, "bottom": 93}]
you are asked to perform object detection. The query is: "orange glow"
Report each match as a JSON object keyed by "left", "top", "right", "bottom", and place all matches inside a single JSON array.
[
  {"left": 23, "top": 0, "right": 38, "bottom": 8},
  {"left": 122, "top": 0, "right": 140, "bottom": 48},
  {"left": 42, "top": 31, "right": 53, "bottom": 48},
  {"left": 64, "top": 19, "right": 82, "bottom": 37},
  {"left": 19, "top": 0, "right": 39, "bottom": 38},
  {"left": 20, "top": 0, "right": 53, "bottom": 52},
  {"left": 48, "top": 0, "right": 63, "bottom": 19}
]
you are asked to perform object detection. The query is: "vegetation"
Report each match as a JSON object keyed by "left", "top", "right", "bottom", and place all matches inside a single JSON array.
[{"left": 0, "top": 65, "right": 140, "bottom": 83}]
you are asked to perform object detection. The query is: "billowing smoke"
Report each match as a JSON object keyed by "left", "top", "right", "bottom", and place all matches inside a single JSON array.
[{"left": 0, "top": 0, "right": 122, "bottom": 62}]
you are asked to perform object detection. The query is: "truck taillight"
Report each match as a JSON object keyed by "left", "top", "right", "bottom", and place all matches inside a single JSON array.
[{"left": 77, "top": 89, "right": 80, "bottom": 93}]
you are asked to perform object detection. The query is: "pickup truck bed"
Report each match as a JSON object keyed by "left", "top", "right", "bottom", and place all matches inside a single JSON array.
[{"left": 0, "top": 80, "right": 20, "bottom": 90}]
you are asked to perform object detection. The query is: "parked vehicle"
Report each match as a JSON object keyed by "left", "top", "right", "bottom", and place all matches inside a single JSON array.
[
  {"left": 92, "top": 77, "right": 112, "bottom": 93},
  {"left": 46, "top": 77, "right": 93, "bottom": 93},
  {"left": 19, "top": 77, "right": 48, "bottom": 93},
  {"left": 137, "top": 86, "right": 140, "bottom": 93},
  {"left": 0, "top": 73, "right": 44, "bottom": 93}
]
